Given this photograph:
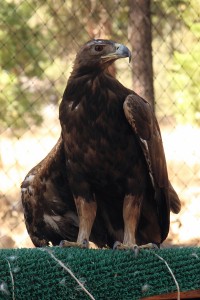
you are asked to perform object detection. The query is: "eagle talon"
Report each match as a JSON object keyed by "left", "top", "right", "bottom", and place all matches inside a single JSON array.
[
  {"left": 113, "top": 242, "right": 158, "bottom": 257},
  {"left": 113, "top": 242, "right": 140, "bottom": 257},
  {"left": 59, "top": 240, "right": 89, "bottom": 248},
  {"left": 139, "top": 243, "right": 159, "bottom": 250},
  {"left": 132, "top": 245, "right": 140, "bottom": 257},
  {"left": 59, "top": 240, "right": 79, "bottom": 248},
  {"left": 113, "top": 241, "right": 139, "bottom": 252},
  {"left": 132, "top": 243, "right": 159, "bottom": 256},
  {"left": 113, "top": 241, "right": 122, "bottom": 250},
  {"left": 82, "top": 239, "right": 89, "bottom": 248}
]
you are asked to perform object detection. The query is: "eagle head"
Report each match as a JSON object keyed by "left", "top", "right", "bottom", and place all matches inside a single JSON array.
[{"left": 73, "top": 39, "right": 131, "bottom": 72}]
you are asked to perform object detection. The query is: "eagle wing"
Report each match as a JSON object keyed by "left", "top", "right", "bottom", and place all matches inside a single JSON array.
[
  {"left": 124, "top": 94, "right": 168, "bottom": 186},
  {"left": 123, "top": 94, "right": 175, "bottom": 242},
  {"left": 21, "top": 137, "right": 78, "bottom": 247}
]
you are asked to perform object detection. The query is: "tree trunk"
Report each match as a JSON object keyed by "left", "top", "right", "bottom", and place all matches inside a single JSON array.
[{"left": 129, "top": 0, "right": 155, "bottom": 108}]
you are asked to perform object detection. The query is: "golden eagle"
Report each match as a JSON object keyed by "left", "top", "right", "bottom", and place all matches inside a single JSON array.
[{"left": 21, "top": 39, "right": 181, "bottom": 249}]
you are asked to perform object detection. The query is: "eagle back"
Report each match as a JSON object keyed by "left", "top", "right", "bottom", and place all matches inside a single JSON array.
[{"left": 59, "top": 73, "right": 146, "bottom": 192}]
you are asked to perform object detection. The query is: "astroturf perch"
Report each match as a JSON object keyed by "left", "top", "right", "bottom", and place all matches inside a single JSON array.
[
  {"left": 21, "top": 39, "right": 181, "bottom": 250},
  {"left": 0, "top": 247, "right": 200, "bottom": 299}
]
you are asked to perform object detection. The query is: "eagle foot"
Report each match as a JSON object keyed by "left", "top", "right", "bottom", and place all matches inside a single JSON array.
[
  {"left": 113, "top": 241, "right": 158, "bottom": 257},
  {"left": 59, "top": 239, "right": 89, "bottom": 249}
]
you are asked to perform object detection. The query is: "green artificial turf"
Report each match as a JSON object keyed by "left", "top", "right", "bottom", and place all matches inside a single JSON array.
[{"left": 0, "top": 247, "right": 199, "bottom": 299}]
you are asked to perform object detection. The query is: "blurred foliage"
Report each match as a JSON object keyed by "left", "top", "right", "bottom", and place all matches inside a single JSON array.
[
  {"left": 152, "top": 0, "right": 200, "bottom": 125},
  {"left": 170, "top": 1, "right": 200, "bottom": 125},
  {"left": 0, "top": 0, "right": 47, "bottom": 134},
  {"left": 1, "top": 0, "right": 200, "bottom": 134}
]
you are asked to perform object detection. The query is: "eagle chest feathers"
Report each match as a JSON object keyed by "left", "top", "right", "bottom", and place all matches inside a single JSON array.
[{"left": 60, "top": 75, "right": 145, "bottom": 195}]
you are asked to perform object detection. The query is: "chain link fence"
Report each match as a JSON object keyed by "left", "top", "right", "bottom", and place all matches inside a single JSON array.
[{"left": 0, "top": 0, "right": 200, "bottom": 248}]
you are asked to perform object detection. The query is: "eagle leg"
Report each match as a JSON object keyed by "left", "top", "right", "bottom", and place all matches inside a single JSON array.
[
  {"left": 113, "top": 194, "right": 158, "bottom": 254},
  {"left": 75, "top": 196, "right": 97, "bottom": 246},
  {"left": 60, "top": 196, "right": 97, "bottom": 249},
  {"left": 123, "top": 194, "right": 141, "bottom": 246},
  {"left": 113, "top": 194, "right": 154, "bottom": 253}
]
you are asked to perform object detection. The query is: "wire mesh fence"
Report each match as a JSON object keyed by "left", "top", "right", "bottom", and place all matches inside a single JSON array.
[{"left": 0, "top": 0, "right": 200, "bottom": 248}]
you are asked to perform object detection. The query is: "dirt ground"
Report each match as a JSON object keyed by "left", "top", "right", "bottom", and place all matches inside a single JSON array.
[{"left": 0, "top": 110, "right": 199, "bottom": 248}]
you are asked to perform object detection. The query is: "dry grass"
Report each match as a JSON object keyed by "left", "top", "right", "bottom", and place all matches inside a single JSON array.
[{"left": 0, "top": 109, "right": 199, "bottom": 248}]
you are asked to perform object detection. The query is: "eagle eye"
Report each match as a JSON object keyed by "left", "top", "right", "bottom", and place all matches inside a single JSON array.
[{"left": 95, "top": 45, "right": 104, "bottom": 52}]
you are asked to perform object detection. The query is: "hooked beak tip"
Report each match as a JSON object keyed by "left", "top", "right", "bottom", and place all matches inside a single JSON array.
[{"left": 115, "top": 43, "right": 132, "bottom": 62}]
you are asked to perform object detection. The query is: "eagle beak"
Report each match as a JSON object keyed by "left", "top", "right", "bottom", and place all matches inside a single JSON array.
[
  {"left": 101, "top": 43, "right": 132, "bottom": 63},
  {"left": 115, "top": 43, "right": 132, "bottom": 63}
]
